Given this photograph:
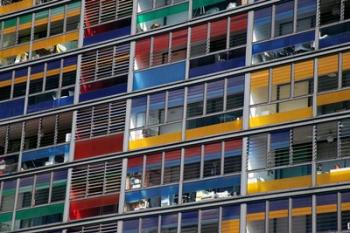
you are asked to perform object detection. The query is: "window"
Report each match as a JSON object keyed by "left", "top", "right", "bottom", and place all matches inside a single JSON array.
[
  {"left": 253, "top": 7, "right": 272, "bottom": 42},
  {"left": 0, "top": 2, "right": 80, "bottom": 66},
  {"left": 250, "top": 62, "right": 313, "bottom": 128},
  {"left": 317, "top": 193, "right": 337, "bottom": 232},
  {"left": 136, "top": 2, "right": 189, "bottom": 32},
  {"left": 319, "top": 0, "right": 341, "bottom": 25},
  {"left": 186, "top": 76, "right": 244, "bottom": 139},
  {"left": 134, "top": 28, "right": 187, "bottom": 71},
  {"left": 247, "top": 126, "right": 313, "bottom": 194},
  {"left": 247, "top": 202, "right": 265, "bottom": 233},
  {"left": 275, "top": 1, "right": 294, "bottom": 37},
  {"left": 317, "top": 51, "right": 350, "bottom": 115},
  {"left": 292, "top": 196, "right": 312, "bottom": 233},
  {"left": 269, "top": 199, "right": 288, "bottom": 233},
  {"left": 129, "top": 89, "right": 184, "bottom": 149}
]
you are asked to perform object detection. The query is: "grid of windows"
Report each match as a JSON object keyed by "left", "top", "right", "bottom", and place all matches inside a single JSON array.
[{"left": 2, "top": 0, "right": 350, "bottom": 232}]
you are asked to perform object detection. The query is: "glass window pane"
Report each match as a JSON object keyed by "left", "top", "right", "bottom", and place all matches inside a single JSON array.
[
  {"left": 292, "top": 196, "right": 312, "bottom": 233},
  {"left": 247, "top": 202, "right": 265, "bottom": 233},
  {"left": 203, "top": 143, "right": 221, "bottom": 177},
  {"left": 210, "top": 19, "right": 227, "bottom": 53},
  {"left": 320, "top": 0, "right": 340, "bottom": 25},
  {"left": 181, "top": 211, "right": 198, "bottom": 233},
  {"left": 1, "top": 180, "right": 16, "bottom": 212},
  {"left": 167, "top": 89, "right": 184, "bottom": 123},
  {"left": 148, "top": 93, "right": 165, "bottom": 126},
  {"left": 270, "top": 130, "right": 290, "bottom": 167},
  {"left": 123, "top": 219, "right": 140, "bottom": 233},
  {"left": 187, "top": 84, "right": 204, "bottom": 117},
  {"left": 190, "top": 24, "right": 208, "bottom": 57},
  {"left": 271, "top": 65, "right": 291, "bottom": 101},
  {"left": 17, "top": 177, "right": 34, "bottom": 209},
  {"left": 253, "top": 7, "right": 272, "bottom": 42},
  {"left": 131, "top": 97, "right": 147, "bottom": 129},
  {"left": 201, "top": 208, "right": 219, "bottom": 233},
  {"left": 224, "top": 139, "right": 242, "bottom": 174},
  {"left": 126, "top": 156, "right": 143, "bottom": 190},
  {"left": 222, "top": 205, "right": 240, "bottom": 233},
  {"left": 250, "top": 70, "right": 269, "bottom": 105},
  {"left": 275, "top": 1, "right": 294, "bottom": 37},
  {"left": 316, "top": 193, "right": 337, "bottom": 232},
  {"left": 297, "top": 0, "right": 316, "bottom": 32},
  {"left": 163, "top": 150, "right": 181, "bottom": 184},
  {"left": 269, "top": 199, "right": 288, "bottom": 233},
  {"left": 161, "top": 213, "right": 178, "bottom": 233},
  {"left": 248, "top": 134, "right": 267, "bottom": 170},
  {"left": 318, "top": 55, "right": 339, "bottom": 92},
  {"left": 292, "top": 126, "right": 313, "bottom": 163},
  {"left": 316, "top": 121, "right": 337, "bottom": 161},
  {"left": 145, "top": 153, "right": 162, "bottom": 187},
  {"left": 142, "top": 216, "right": 158, "bottom": 233},
  {"left": 153, "top": 34, "right": 169, "bottom": 66},
  {"left": 206, "top": 80, "right": 224, "bottom": 114},
  {"left": 341, "top": 192, "right": 350, "bottom": 231},
  {"left": 184, "top": 146, "right": 201, "bottom": 180},
  {"left": 171, "top": 29, "right": 187, "bottom": 62},
  {"left": 226, "top": 76, "right": 244, "bottom": 110},
  {"left": 230, "top": 14, "right": 247, "bottom": 47},
  {"left": 35, "top": 173, "right": 50, "bottom": 205}
]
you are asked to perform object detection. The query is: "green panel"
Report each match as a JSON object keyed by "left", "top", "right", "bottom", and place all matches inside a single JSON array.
[
  {"left": 4, "top": 18, "right": 16, "bottom": 29},
  {"left": 19, "top": 14, "right": 32, "bottom": 25},
  {"left": 192, "top": 0, "right": 226, "bottom": 9},
  {"left": 2, "top": 189, "right": 16, "bottom": 197},
  {"left": 67, "top": 1, "right": 81, "bottom": 11},
  {"left": 35, "top": 10, "right": 49, "bottom": 20},
  {"left": 137, "top": 2, "right": 189, "bottom": 24},
  {"left": 51, "top": 6, "right": 65, "bottom": 16},
  {"left": 15, "top": 203, "right": 64, "bottom": 220},
  {"left": 0, "top": 213, "right": 12, "bottom": 223}
]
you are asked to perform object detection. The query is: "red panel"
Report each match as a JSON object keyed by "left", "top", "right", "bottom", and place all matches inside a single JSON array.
[
  {"left": 225, "top": 139, "right": 242, "bottom": 150},
  {"left": 205, "top": 142, "right": 222, "bottom": 155},
  {"left": 191, "top": 23, "right": 208, "bottom": 43},
  {"left": 165, "top": 149, "right": 181, "bottom": 161},
  {"left": 70, "top": 194, "right": 119, "bottom": 220},
  {"left": 211, "top": 19, "right": 227, "bottom": 38},
  {"left": 230, "top": 14, "right": 247, "bottom": 32},
  {"left": 185, "top": 145, "right": 201, "bottom": 157},
  {"left": 74, "top": 134, "right": 123, "bottom": 160}
]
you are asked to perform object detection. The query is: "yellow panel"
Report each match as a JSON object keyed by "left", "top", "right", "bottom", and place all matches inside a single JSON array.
[
  {"left": 247, "top": 175, "right": 312, "bottom": 194},
  {"left": 316, "top": 204, "right": 337, "bottom": 214},
  {"left": 67, "top": 8, "right": 80, "bottom": 17},
  {"left": 249, "top": 107, "right": 312, "bottom": 128},
  {"left": 3, "top": 27, "right": 17, "bottom": 34},
  {"left": 50, "top": 13, "right": 65, "bottom": 23},
  {"left": 295, "top": 60, "right": 314, "bottom": 81},
  {"left": 14, "top": 76, "right": 27, "bottom": 85},
  {"left": 221, "top": 220, "right": 239, "bottom": 233},
  {"left": 186, "top": 119, "right": 242, "bottom": 140},
  {"left": 128, "top": 131, "right": 182, "bottom": 150},
  {"left": 0, "top": 44, "right": 30, "bottom": 58},
  {"left": 0, "top": 79, "right": 12, "bottom": 88},
  {"left": 18, "top": 22, "right": 32, "bottom": 31},
  {"left": 247, "top": 212, "right": 265, "bottom": 221},
  {"left": 269, "top": 210, "right": 288, "bottom": 219},
  {"left": 343, "top": 51, "right": 350, "bottom": 70},
  {"left": 317, "top": 89, "right": 350, "bottom": 106},
  {"left": 318, "top": 55, "right": 338, "bottom": 76},
  {"left": 272, "top": 65, "right": 291, "bottom": 85},
  {"left": 292, "top": 207, "right": 312, "bottom": 217},
  {"left": 63, "top": 65, "right": 77, "bottom": 73},
  {"left": 35, "top": 18, "right": 49, "bottom": 27},
  {"left": 316, "top": 167, "right": 350, "bottom": 185},
  {"left": 341, "top": 202, "right": 350, "bottom": 211},
  {"left": 251, "top": 70, "right": 269, "bottom": 89},
  {"left": 0, "top": 0, "right": 33, "bottom": 15},
  {"left": 32, "top": 31, "right": 79, "bottom": 51}
]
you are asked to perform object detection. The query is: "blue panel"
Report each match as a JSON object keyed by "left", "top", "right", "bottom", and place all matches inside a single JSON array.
[
  {"left": 0, "top": 71, "right": 12, "bottom": 82},
  {"left": 125, "top": 185, "right": 179, "bottom": 202},
  {"left": 189, "top": 57, "right": 245, "bottom": 78},
  {"left": 183, "top": 175, "right": 240, "bottom": 192},
  {"left": 27, "top": 96, "right": 73, "bottom": 113},
  {"left": 79, "top": 83, "right": 127, "bottom": 102},
  {"left": 252, "top": 31, "right": 315, "bottom": 54},
  {"left": 83, "top": 27, "right": 131, "bottom": 46},
  {"left": 64, "top": 56, "right": 77, "bottom": 66},
  {"left": 133, "top": 62, "right": 185, "bottom": 91},
  {"left": 319, "top": 31, "right": 350, "bottom": 48},
  {"left": 0, "top": 98, "right": 24, "bottom": 119},
  {"left": 22, "top": 144, "right": 69, "bottom": 162}
]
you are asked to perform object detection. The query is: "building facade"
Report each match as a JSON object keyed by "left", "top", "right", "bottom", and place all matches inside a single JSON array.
[{"left": 0, "top": 0, "right": 349, "bottom": 232}]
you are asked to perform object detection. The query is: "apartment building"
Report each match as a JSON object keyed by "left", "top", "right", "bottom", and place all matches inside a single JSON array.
[{"left": 0, "top": 0, "right": 349, "bottom": 232}]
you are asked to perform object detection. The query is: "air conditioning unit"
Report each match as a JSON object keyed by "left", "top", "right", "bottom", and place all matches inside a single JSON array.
[{"left": 347, "top": 222, "right": 350, "bottom": 230}]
